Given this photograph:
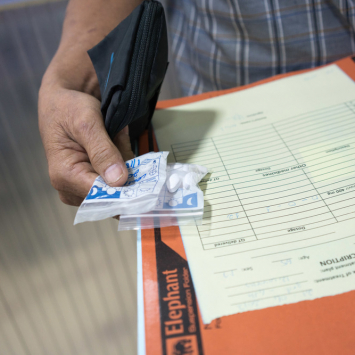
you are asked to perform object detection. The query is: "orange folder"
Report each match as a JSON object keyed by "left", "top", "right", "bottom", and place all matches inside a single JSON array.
[{"left": 139, "top": 56, "right": 355, "bottom": 355}]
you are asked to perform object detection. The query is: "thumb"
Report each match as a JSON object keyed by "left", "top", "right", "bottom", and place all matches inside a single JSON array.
[{"left": 74, "top": 116, "right": 128, "bottom": 187}]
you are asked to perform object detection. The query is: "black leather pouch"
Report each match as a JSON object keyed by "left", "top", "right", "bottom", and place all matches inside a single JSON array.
[{"left": 88, "top": 0, "right": 168, "bottom": 140}]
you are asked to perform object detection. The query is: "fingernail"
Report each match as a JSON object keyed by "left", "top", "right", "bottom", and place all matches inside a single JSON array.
[{"left": 104, "top": 164, "right": 123, "bottom": 184}]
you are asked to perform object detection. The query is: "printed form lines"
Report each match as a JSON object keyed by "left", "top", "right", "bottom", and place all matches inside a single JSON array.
[
  {"left": 225, "top": 273, "right": 304, "bottom": 289},
  {"left": 203, "top": 187, "right": 355, "bottom": 221},
  {"left": 175, "top": 100, "right": 355, "bottom": 250},
  {"left": 230, "top": 289, "right": 313, "bottom": 306},
  {"left": 279, "top": 110, "right": 354, "bottom": 136},
  {"left": 274, "top": 102, "right": 353, "bottom": 126},
  {"left": 216, "top": 232, "right": 336, "bottom": 258},
  {"left": 228, "top": 281, "right": 309, "bottom": 297},
  {"left": 253, "top": 233, "right": 355, "bottom": 259}
]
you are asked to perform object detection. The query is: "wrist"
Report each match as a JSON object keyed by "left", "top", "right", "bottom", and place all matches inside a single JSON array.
[{"left": 41, "top": 43, "right": 100, "bottom": 99}]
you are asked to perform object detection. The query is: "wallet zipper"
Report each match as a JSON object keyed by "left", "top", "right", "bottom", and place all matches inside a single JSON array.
[{"left": 124, "top": 1, "right": 159, "bottom": 127}]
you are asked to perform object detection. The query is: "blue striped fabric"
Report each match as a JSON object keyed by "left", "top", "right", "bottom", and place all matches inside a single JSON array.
[{"left": 165, "top": 0, "right": 355, "bottom": 96}]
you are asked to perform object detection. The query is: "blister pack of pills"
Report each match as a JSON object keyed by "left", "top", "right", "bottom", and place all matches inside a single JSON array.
[
  {"left": 118, "top": 163, "right": 209, "bottom": 230},
  {"left": 74, "top": 151, "right": 169, "bottom": 224}
]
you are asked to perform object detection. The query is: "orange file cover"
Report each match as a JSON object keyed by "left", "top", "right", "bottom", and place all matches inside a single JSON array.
[{"left": 139, "top": 56, "right": 355, "bottom": 355}]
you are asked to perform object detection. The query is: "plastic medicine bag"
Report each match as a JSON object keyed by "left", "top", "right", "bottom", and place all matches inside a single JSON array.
[
  {"left": 74, "top": 151, "right": 169, "bottom": 224},
  {"left": 118, "top": 163, "right": 209, "bottom": 230}
]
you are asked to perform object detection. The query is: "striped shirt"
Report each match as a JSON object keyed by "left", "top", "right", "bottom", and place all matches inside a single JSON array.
[{"left": 164, "top": 0, "right": 355, "bottom": 96}]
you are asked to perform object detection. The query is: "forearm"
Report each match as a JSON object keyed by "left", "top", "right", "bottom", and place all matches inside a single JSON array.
[{"left": 41, "top": 0, "right": 143, "bottom": 97}]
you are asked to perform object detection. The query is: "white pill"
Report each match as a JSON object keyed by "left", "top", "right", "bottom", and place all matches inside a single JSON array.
[
  {"left": 183, "top": 172, "right": 198, "bottom": 190},
  {"left": 173, "top": 163, "right": 184, "bottom": 170},
  {"left": 168, "top": 199, "right": 179, "bottom": 207},
  {"left": 167, "top": 173, "right": 181, "bottom": 193},
  {"left": 107, "top": 187, "right": 117, "bottom": 195}
]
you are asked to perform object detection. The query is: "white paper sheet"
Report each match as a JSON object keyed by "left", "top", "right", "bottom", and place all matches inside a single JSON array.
[{"left": 152, "top": 65, "right": 355, "bottom": 324}]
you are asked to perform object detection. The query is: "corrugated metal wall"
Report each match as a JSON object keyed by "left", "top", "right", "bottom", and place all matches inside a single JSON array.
[{"left": 0, "top": 2, "right": 138, "bottom": 354}]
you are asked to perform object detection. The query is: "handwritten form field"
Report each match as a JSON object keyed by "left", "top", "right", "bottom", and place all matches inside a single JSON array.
[{"left": 152, "top": 65, "right": 355, "bottom": 324}]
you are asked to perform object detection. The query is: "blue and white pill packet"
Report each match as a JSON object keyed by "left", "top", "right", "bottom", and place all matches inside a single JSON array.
[
  {"left": 74, "top": 151, "right": 169, "bottom": 224},
  {"left": 118, "top": 163, "right": 209, "bottom": 230}
]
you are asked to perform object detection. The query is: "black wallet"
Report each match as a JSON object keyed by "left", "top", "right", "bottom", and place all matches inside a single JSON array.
[{"left": 88, "top": 0, "right": 168, "bottom": 140}]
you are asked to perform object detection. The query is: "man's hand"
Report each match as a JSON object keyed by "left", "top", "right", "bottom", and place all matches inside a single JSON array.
[
  {"left": 38, "top": 0, "right": 143, "bottom": 206},
  {"left": 39, "top": 86, "right": 134, "bottom": 206}
]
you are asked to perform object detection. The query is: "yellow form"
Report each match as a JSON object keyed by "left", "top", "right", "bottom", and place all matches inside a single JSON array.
[{"left": 152, "top": 65, "right": 355, "bottom": 324}]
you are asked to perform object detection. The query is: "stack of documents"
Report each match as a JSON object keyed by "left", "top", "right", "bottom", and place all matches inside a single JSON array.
[{"left": 152, "top": 64, "right": 355, "bottom": 324}]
